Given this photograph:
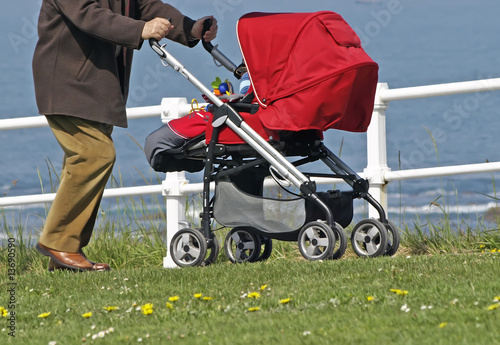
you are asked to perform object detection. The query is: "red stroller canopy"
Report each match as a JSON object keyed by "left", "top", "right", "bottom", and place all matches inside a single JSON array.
[{"left": 237, "top": 11, "right": 379, "bottom": 132}]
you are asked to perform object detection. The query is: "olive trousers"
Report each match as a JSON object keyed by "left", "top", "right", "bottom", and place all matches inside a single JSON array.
[{"left": 39, "top": 115, "right": 115, "bottom": 253}]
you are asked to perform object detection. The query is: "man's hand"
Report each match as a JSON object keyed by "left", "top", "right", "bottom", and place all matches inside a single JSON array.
[
  {"left": 142, "top": 18, "right": 174, "bottom": 40},
  {"left": 190, "top": 16, "right": 218, "bottom": 42}
]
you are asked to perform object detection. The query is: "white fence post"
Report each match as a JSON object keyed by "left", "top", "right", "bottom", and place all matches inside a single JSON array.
[
  {"left": 162, "top": 171, "right": 189, "bottom": 268},
  {"left": 160, "top": 97, "right": 190, "bottom": 268},
  {"left": 364, "top": 83, "right": 391, "bottom": 218},
  {"left": 160, "top": 97, "right": 190, "bottom": 121}
]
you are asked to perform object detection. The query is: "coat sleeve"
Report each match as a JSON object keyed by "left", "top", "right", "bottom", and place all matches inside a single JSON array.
[
  {"left": 137, "top": 0, "right": 199, "bottom": 47},
  {"left": 52, "top": 0, "right": 145, "bottom": 48}
]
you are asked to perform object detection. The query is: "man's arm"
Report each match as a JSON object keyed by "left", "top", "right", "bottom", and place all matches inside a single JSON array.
[
  {"left": 138, "top": 0, "right": 218, "bottom": 46},
  {"left": 52, "top": 0, "right": 216, "bottom": 48}
]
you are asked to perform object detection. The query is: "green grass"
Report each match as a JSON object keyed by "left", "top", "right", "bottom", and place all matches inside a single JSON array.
[
  {"left": 1, "top": 254, "right": 500, "bottom": 344},
  {"left": 2, "top": 182, "right": 500, "bottom": 344}
]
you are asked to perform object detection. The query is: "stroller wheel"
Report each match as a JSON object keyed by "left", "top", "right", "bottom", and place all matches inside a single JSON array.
[
  {"left": 379, "top": 219, "right": 401, "bottom": 257},
  {"left": 298, "top": 221, "right": 336, "bottom": 261},
  {"left": 254, "top": 236, "right": 273, "bottom": 262},
  {"left": 170, "top": 228, "right": 208, "bottom": 267},
  {"left": 351, "top": 219, "right": 388, "bottom": 258},
  {"left": 201, "top": 235, "right": 220, "bottom": 266},
  {"left": 328, "top": 222, "right": 348, "bottom": 260},
  {"left": 224, "top": 227, "right": 262, "bottom": 263}
]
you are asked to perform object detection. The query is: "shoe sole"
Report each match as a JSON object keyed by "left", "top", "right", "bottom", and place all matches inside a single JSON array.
[{"left": 48, "top": 266, "right": 79, "bottom": 273}]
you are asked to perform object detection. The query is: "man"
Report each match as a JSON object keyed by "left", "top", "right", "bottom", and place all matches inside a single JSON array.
[{"left": 32, "top": 0, "right": 217, "bottom": 271}]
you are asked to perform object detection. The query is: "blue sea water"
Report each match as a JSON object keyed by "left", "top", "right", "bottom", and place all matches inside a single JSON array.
[{"left": 1, "top": 0, "right": 500, "bottom": 230}]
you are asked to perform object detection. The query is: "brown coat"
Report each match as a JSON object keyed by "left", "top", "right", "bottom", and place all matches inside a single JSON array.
[{"left": 32, "top": 0, "right": 197, "bottom": 128}]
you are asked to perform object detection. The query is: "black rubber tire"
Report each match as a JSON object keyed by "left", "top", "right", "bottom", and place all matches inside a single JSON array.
[
  {"left": 224, "top": 227, "right": 262, "bottom": 263},
  {"left": 329, "top": 222, "right": 348, "bottom": 260},
  {"left": 254, "top": 235, "right": 273, "bottom": 262},
  {"left": 380, "top": 219, "right": 401, "bottom": 257},
  {"left": 201, "top": 234, "right": 220, "bottom": 266}
]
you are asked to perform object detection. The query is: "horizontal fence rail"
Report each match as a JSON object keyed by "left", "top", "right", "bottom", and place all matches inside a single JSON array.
[
  {"left": 384, "top": 162, "right": 500, "bottom": 182},
  {"left": 379, "top": 78, "right": 500, "bottom": 102},
  {"left": 0, "top": 106, "right": 163, "bottom": 131}
]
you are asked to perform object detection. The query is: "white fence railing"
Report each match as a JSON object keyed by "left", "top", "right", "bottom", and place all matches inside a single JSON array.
[{"left": 2, "top": 78, "right": 500, "bottom": 267}]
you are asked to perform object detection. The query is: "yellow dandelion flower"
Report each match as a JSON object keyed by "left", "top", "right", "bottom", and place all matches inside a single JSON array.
[
  {"left": 0, "top": 307, "right": 8, "bottom": 317},
  {"left": 169, "top": 296, "right": 180, "bottom": 302},
  {"left": 491, "top": 248, "right": 497, "bottom": 253},
  {"left": 494, "top": 296, "right": 500, "bottom": 302},
  {"left": 279, "top": 298, "right": 291, "bottom": 304},
  {"left": 38, "top": 312, "right": 51, "bottom": 318},
  {"left": 390, "top": 289, "right": 408, "bottom": 296},
  {"left": 103, "top": 306, "right": 119, "bottom": 312},
  {"left": 247, "top": 292, "right": 261, "bottom": 299},
  {"left": 248, "top": 307, "right": 260, "bottom": 312},
  {"left": 141, "top": 308, "right": 153, "bottom": 315},
  {"left": 260, "top": 284, "right": 268, "bottom": 291},
  {"left": 487, "top": 303, "right": 500, "bottom": 311},
  {"left": 479, "top": 244, "right": 486, "bottom": 248},
  {"left": 166, "top": 302, "right": 174, "bottom": 310},
  {"left": 194, "top": 293, "right": 202, "bottom": 299},
  {"left": 367, "top": 296, "right": 375, "bottom": 302},
  {"left": 202, "top": 296, "right": 214, "bottom": 301},
  {"left": 140, "top": 303, "right": 154, "bottom": 315},
  {"left": 81, "top": 312, "right": 92, "bottom": 318},
  {"left": 439, "top": 322, "right": 447, "bottom": 328},
  {"left": 142, "top": 303, "right": 154, "bottom": 310}
]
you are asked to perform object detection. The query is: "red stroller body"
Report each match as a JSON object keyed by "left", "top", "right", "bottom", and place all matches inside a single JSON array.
[
  {"left": 146, "top": 12, "right": 399, "bottom": 266},
  {"left": 238, "top": 11, "right": 378, "bottom": 133}
]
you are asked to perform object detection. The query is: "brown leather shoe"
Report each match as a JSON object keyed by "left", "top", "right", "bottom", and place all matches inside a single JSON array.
[
  {"left": 51, "top": 248, "right": 110, "bottom": 271},
  {"left": 37, "top": 243, "right": 109, "bottom": 272}
]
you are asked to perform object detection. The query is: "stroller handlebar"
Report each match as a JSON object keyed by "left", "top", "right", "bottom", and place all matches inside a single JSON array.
[
  {"left": 201, "top": 18, "right": 240, "bottom": 78},
  {"left": 149, "top": 20, "right": 243, "bottom": 80}
]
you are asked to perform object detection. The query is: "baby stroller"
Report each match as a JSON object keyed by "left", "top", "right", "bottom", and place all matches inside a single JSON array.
[{"left": 146, "top": 11, "right": 400, "bottom": 267}]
